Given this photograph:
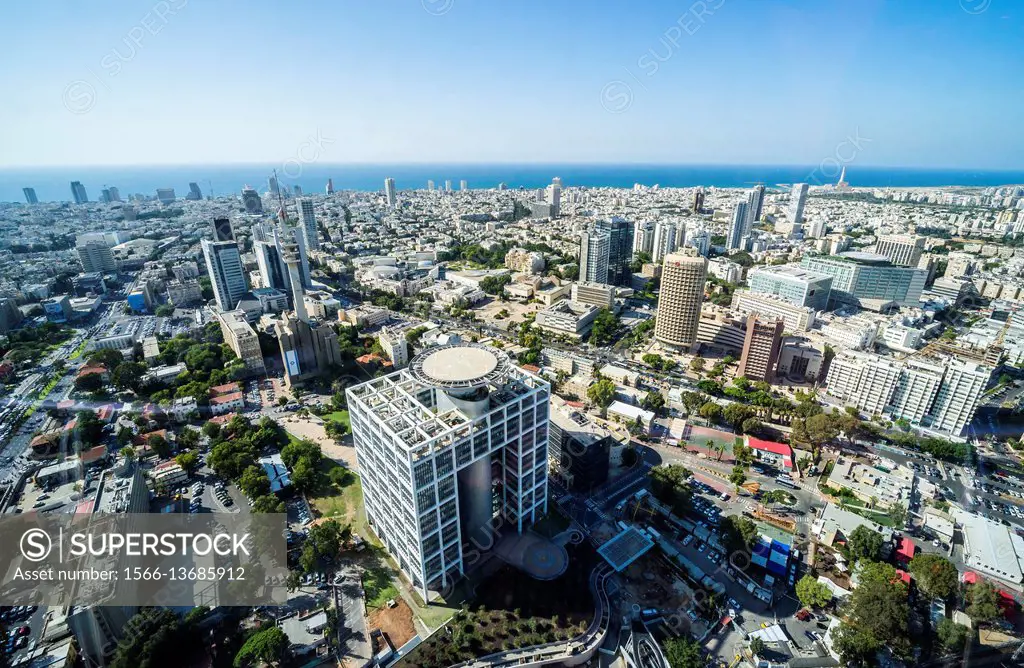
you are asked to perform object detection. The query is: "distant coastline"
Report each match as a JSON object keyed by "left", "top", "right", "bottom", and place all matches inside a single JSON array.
[{"left": 2, "top": 163, "right": 1023, "bottom": 203}]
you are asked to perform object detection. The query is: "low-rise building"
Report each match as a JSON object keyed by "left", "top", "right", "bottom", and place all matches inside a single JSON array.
[{"left": 534, "top": 300, "right": 599, "bottom": 340}]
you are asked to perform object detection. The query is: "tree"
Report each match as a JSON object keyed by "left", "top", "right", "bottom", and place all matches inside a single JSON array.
[
  {"left": 698, "top": 402, "right": 722, "bottom": 424},
  {"left": 253, "top": 495, "right": 285, "bottom": 513},
  {"left": 589, "top": 308, "right": 619, "bottom": 346},
  {"left": 155, "top": 304, "right": 175, "bottom": 317},
  {"left": 888, "top": 502, "right": 907, "bottom": 527},
  {"left": 936, "top": 617, "right": 970, "bottom": 652},
  {"left": 110, "top": 608, "right": 201, "bottom": 668},
  {"left": 720, "top": 515, "right": 758, "bottom": 553},
  {"left": 690, "top": 356, "right": 706, "bottom": 373},
  {"left": 176, "top": 451, "right": 200, "bottom": 475},
  {"left": 238, "top": 466, "right": 271, "bottom": 498},
  {"left": 833, "top": 562, "right": 911, "bottom": 665},
  {"left": 177, "top": 427, "right": 199, "bottom": 450},
  {"left": 111, "top": 362, "right": 148, "bottom": 392},
  {"left": 147, "top": 434, "right": 171, "bottom": 458},
  {"left": 641, "top": 390, "right": 665, "bottom": 415},
  {"left": 796, "top": 574, "right": 832, "bottom": 609},
  {"left": 202, "top": 422, "right": 221, "bottom": 440},
  {"left": 966, "top": 581, "right": 1001, "bottom": 624},
  {"left": 116, "top": 426, "right": 134, "bottom": 446},
  {"left": 848, "top": 525, "right": 884, "bottom": 563},
  {"left": 663, "top": 636, "right": 703, "bottom": 668},
  {"left": 75, "top": 371, "right": 105, "bottom": 392},
  {"left": 724, "top": 403, "right": 756, "bottom": 430},
  {"left": 749, "top": 637, "right": 766, "bottom": 657},
  {"left": 233, "top": 626, "right": 290, "bottom": 667},
  {"left": 729, "top": 465, "right": 747, "bottom": 490},
  {"left": 121, "top": 445, "right": 136, "bottom": 462},
  {"left": 741, "top": 417, "right": 765, "bottom": 437},
  {"left": 587, "top": 378, "right": 616, "bottom": 414},
  {"left": 88, "top": 348, "right": 124, "bottom": 368}
]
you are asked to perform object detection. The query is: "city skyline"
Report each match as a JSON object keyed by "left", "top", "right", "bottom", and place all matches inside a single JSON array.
[{"left": 2, "top": 0, "right": 1021, "bottom": 168}]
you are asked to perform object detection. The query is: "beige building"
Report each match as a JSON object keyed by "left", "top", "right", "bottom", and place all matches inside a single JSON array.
[
  {"left": 655, "top": 249, "right": 707, "bottom": 351},
  {"left": 217, "top": 310, "right": 266, "bottom": 376}
]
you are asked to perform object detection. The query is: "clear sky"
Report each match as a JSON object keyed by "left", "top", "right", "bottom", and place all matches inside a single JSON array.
[{"left": 2, "top": 0, "right": 1021, "bottom": 168}]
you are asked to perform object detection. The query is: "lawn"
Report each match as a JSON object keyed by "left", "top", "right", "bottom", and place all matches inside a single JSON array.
[
  {"left": 306, "top": 459, "right": 370, "bottom": 538},
  {"left": 324, "top": 410, "right": 350, "bottom": 431},
  {"left": 69, "top": 340, "right": 88, "bottom": 360}
]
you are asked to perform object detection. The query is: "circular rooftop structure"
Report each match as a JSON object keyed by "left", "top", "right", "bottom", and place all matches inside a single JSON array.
[
  {"left": 839, "top": 251, "right": 891, "bottom": 264},
  {"left": 409, "top": 343, "right": 513, "bottom": 389}
]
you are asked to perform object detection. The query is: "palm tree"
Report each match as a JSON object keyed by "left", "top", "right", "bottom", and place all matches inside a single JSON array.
[
  {"left": 716, "top": 443, "right": 726, "bottom": 462},
  {"left": 706, "top": 439, "right": 715, "bottom": 458},
  {"left": 869, "top": 495, "right": 878, "bottom": 510}
]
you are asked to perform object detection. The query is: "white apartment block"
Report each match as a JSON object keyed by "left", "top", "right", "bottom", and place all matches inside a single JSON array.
[
  {"left": 347, "top": 344, "right": 550, "bottom": 601},
  {"left": 379, "top": 327, "right": 410, "bottom": 368},
  {"left": 826, "top": 351, "right": 992, "bottom": 435}
]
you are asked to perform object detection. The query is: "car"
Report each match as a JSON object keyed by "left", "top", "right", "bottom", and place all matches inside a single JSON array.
[
  {"left": 16, "top": 626, "right": 29, "bottom": 637},
  {"left": 697, "top": 542, "right": 707, "bottom": 553}
]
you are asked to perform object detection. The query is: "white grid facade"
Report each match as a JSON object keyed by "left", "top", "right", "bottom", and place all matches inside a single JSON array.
[{"left": 347, "top": 364, "right": 550, "bottom": 601}]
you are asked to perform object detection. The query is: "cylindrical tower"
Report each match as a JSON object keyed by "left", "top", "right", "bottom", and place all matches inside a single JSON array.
[{"left": 655, "top": 248, "right": 708, "bottom": 351}]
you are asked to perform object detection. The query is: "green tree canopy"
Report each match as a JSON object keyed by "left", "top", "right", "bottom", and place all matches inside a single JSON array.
[
  {"left": 233, "top": 626, "right": 290, "bottom": 668},
  {"left": 663, "top": 636, "right": 704, "bottom": 668},
  {"left": 966, "top": 580, "right": 1001, "bottom": 624},
  {"left": 909, "top": 553, "right": 958, "bottom": 601},
  {"left": 796, "top": 574, "right": 833, "bottom": 609},
  {"left": 848, "top": 525, "right": 884, "bottom": 563}
]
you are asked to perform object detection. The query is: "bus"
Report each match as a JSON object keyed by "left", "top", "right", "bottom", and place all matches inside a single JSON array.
[{"left": 775, "top": 476, "right": 798, "bottom": 490}]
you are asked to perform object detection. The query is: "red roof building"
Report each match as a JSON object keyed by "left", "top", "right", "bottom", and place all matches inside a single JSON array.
[
  {"left": 895, "top": 536, "right": 916, "bottom": 565},
  {"left": 745, "top": 435, "right": 794, "bottom": 470},
  {"left": 0, "top": 362, "right": 14, "bottom": 380},
  {"left": 894, "top": 569, "right": 912, "bottom": 585},
  {"left": 209, "top": 382, "right": 242, "bottom": 397},
  {"left": 76, "top": 364, "right": 108, "bottom": 379}
]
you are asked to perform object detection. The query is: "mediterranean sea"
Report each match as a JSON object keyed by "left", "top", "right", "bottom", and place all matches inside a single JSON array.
[{"left": 2, "top": 164, "right": 1023, "bottom": 204}]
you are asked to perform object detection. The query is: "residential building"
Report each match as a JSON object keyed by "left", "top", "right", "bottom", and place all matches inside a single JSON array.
[
  {"left": 633, "top": 221, "right": 655, "bottom": 255},
  {"left": 202, "top": 239, "right": 247, "bottom": 311},
  {"left": 379, "top": 327, "right": 410, "bottom": 368},
  {"left": 23, "top": 187, "right": 38, "bottom": 204},
  {"left": 0, "top": 297, "right": 23, "bottom": 334},
  {"left": 737, "top": 316, "right": 784, "bottom": 382},
  {"left": 76, "top": 239, "right": 118, "bottom": 273},
  {"left": 505, "top": 248, "right": 545, "bottom": 274},
  {"left": 187, "top": 182, "right": 203, "bottom": 200},
  {"left": 776, "top": 336, "right": 826, "bottom": 381},
  {"left": 217, "top": 310, "right": 266, "bottom": 376},
  {"left": 209, "top": 382, "right": 245, "bottom": 415},
  {"left": 165, "top": 279, "right": 203, "bottom": 306},
  {"left": 385, "top": 177, "right": 397, "bottom": 209},
  {"left": 746, "top": 185, "right": 765, "bottom": 229},
  {"left": 347, "top": 343, "right": 550, "bottom": 601},
  {"left": 708, "top": 257, "right": 743, "bottom": 284},
  {"left": 727, "top": 200, "right": 749, "bottom": 250},
  {"left": 652, "top": 221, "right": 677, "bottom": 263},
  {"left": 155, "top": 188, "right": 176, "bottom": 205},
  {"left": 241, "top": 185, "right": 263, "bottom": 214},
  {"left": 654, "top": 249, "right": 707, "bottom": 351},
  {"left": 788, "top": 182, "right": 808, "bottom": 223},
  {"left": 579, "top": 230, "right": 610, "bottom": 284},
  {"left": 295, "top": 198, "right": 320, "bottom": 250},
  {"left": 70, "top": 180, "right": 89, "bottom": 204},
  {"left": 42, "top": 295, "right": 73, "bottom": 323}
]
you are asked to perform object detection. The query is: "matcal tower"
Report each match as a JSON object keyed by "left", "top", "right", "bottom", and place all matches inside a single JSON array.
[{"left": 347, "top": 344, "right": 551, "bottom": 602}]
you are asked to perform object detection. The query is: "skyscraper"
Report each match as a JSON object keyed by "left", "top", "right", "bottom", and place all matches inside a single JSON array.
[
  {"left": 156, "top": 188, "right": 176, "bottom": 205},
  {"left": 187, "top": 182, "right": 203, "bottom": 200},
  {"left": 100, "top": 189, "right": 112, "bottom": 203},
  {"left": 107, "top": 186, "right": 120, "bottom": 202},
  {"left": 737, "top": 316, "right": 784, "bottom": 382},
  {"left": 579, "top": 230, "right": 610, "bottom": 284},
  {"left": 788, "top": 183, "right": 809, "bottom": 223},
  {"left": 76, "top": 239, "right": 117, "bottom": 273},
  {"left": 295, "top": 198, "right": 320, "bottom": 250},
  {"left": 546, "top": 180, "right": 561, "bottom": 218},
  {"left": 596, "top": 219, "right": 634, "bottom": 286},
  {"left": 202, "top": 239, "right": 247, "bottom": 311},
  {"left": 70, "top": 181, "right": 89, "bottom": 204},
  {"left": 241, "top": 186, "right": 263, "bottom": 214},
  {"left": 268, "top": 174, "right": 280, "bottom": 196},
  {"left": 727, "top": 201, "right": 749, "bottom": 250},
  {"left": 384, "top": 178, "right": 397, "bottom": 209},
  {"left": 23, "top": 187, "right": 38, "bottom": 204},
  {"left": 460, "top": 180, "right": 468, "bottom": 191},
  {"left": 633, "top": 221, "right": 655, "bottom": 255},
  {"left": 326, "top": 178, "right": 334, "bottom": 195},
  {"left": 347, "top": 343, "right": 550, "bottom": 602},
  {"left": 652, "top": 221, "right": 677, "bottom": 263},
  {"left": 746, "top": 185, "right": 765, "bottom": 229},
  {"left": 212, "top": 217, "right": 234, "bottom": 242},
  {"left": 427, "top": 179, "right": 435, "bottom": 190},
  {"left": 692, "top": 188, "right": 705, "bottom": 213},
  {"left": 654, "top": 249, "right": 707, "bottom": 351},
  {"left": 444, "top": 180, "right": 452, "bottom": 192}
]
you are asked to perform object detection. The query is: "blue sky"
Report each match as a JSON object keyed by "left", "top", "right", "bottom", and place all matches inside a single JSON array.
[{"left": 1, "top": 0, "right": 1021, "bottom": 168}]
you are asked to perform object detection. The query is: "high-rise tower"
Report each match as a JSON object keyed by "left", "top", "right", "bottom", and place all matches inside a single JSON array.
[
  {"left": 654, "top": 249, "right": 707, "bottom": 351},
  {"left": 295, "top": 198, "right": 320, "bottom": 250}
]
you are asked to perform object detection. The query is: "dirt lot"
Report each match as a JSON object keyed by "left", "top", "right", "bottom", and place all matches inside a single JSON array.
[
  {"left": 474, "top": 299, "right": 543, "bottom": 330},
  {"left": 368, "top": 597, "right": 417, "bottom": 651},
  {"left": 280, "top": 415, "right": 359, "bottom": 469}
]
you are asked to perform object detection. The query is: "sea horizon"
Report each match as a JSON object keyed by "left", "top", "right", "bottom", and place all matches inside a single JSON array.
[{"left": 3, "top": 162, "right": 1024, "bottom": 204}]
